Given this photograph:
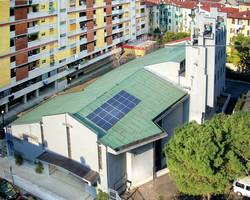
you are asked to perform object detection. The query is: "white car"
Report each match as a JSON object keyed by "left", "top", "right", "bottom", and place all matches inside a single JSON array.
[{"left": 233, "top": 176, "right": 250, "bottom": 197}]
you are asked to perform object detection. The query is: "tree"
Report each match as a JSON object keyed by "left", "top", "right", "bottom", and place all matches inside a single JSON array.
[
  {"left": 165, "top": 112, "right": 250, "bottom": 200},
  {"left": 14, "top": 154, "right": 23, "bottom": 166},
  {"left": 154, "top": 27, "right": 161, "bottom": 34},
  {"left": 227, "top": 48, "right": 240, "bottom": 66},
  {"left": 111, "top": 46, "right": 122, "bottom": 68},
  {"left": 35, "top": 161, "right": 44, "bottom": 174},
  {"left": 230, "top": 34, "right": 250, "bottom": 72}
]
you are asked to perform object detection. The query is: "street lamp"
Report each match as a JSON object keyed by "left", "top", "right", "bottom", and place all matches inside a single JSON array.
[
  {"left": 9, "top": 165, "right": 14, "bottom": 185},
  {"left": 1, "top": 110, "right": 4, "bottom": 129},
  {"left": 69, "top": 77, "right": 72, "bottom": 88}
]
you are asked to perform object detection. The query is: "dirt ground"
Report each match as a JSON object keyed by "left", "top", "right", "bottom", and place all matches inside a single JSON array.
[
  {"left": 130, "top": 174, "right": 180, "bottom": 200},
  {"left": 127, "top": 174, "right": 250, "bottom": 200}
]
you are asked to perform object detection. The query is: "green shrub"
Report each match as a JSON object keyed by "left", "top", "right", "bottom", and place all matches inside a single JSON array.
[
  {"left": 158, "top": 195, "right": 164, "bottom": 200},
  {"left": 234, "top": 95, "right": 245, "bottom": 112},
  {"left": 35, "top": 161, "right": 44, "bottom": 174},
  {"left": 162, "top": 32, "right": 190, "bottom": 44},
  {"left": 96, "top": 189, "right": 109, "bottom": 200},
  {"left": 14, "top": 154, "right": 23, "bottom": 166}
]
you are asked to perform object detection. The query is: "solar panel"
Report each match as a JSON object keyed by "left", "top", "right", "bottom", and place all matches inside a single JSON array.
[{"left": 86, "top": 90, "right": 141, "bottom": 131}]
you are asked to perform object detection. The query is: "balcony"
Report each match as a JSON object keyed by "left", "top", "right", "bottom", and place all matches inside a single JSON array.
[
  {"left": 112, "top": 27, "right": 124, "bottom": 34},
  {"left": 112, "top": 0, "right": 130, "bottom": 5},
  {"left": 28, "top": 10, "right": 56, "bottom": 19},
  {"left": 136, "top": 28, "right": 147, "bottom": 36},
  {"left": 28, "top": 51, "right": 50, "bottom": 63},
  {"left": 68, "top": 28, "right": 87, "bottom": 37},
  {"left": 28, "top": 36, "right": 57, "bottom": 48},
  {"left": 68, "top": 5, "right": 86, "bottom": 13},
  {"left": 28, "top": 23, "right": 56, "bottom": 34},
  {"left": 78, "top": 16, "right": 87, "bottom": 23}
]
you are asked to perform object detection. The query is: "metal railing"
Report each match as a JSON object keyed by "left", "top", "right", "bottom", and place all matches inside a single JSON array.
[{"left": 108, "top": 188, "right": 122, "bottom": 200}]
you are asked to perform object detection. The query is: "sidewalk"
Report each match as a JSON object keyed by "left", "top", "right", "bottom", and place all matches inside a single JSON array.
[{"left": 0, "top": 157, "right": 93, "bottom": 200}]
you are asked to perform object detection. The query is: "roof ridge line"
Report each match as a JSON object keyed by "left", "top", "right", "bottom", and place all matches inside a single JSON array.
[
  {"left": 74, "top": 68, "right": 144, "bottom": 114},
  {"left": 144, "top": 65, "right": 188, "bottom": 93}
]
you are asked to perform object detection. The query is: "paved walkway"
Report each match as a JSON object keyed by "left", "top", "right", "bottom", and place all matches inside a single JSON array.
[
  {"left": 130, "top": 174, "right": 179, "bottom": 200},
  {"left": 0, "top": 157, "right": 93, "bottom": 200},
  {"left": 225, "top": 80, "right": 250, "bottom": 99}
]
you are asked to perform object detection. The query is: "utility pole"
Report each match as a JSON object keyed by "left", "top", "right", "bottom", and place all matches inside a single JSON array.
[
  {"left": 9, "top": 165, "right": 14, "bottom": 185},
  {"left": 1, "top": 110, "right": 5, "bottom": 129}
]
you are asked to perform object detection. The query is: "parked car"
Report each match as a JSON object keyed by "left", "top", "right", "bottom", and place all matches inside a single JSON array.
[
  {"left": 0, "top": 178, "right": 20, "bottom": 200},
  {"left": 233, "top": 176, "right": 250, "bottom": 197}
]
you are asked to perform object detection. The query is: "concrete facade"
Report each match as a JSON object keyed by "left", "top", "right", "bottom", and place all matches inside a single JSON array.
[
  {"left": 146, "top": 8, "right": 226, "bottom": 123},
  {"left": 8, "top": 93, "right": 188, "bottom": 197},
  {"left": 0, "top": 0, "right": 147, "bottom": 122}
]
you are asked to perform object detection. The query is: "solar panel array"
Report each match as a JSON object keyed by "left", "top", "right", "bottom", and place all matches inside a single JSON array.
[{"left": 86, "top": 90, "right": 141, "bottom": 131}]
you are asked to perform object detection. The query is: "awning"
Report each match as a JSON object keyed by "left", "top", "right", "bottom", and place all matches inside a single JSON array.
[{"left": 37, "top": 151, "right": 99, "bottom": 185}]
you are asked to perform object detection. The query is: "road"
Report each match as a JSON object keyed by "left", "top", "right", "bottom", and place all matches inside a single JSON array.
[
  {"left": 225, "top": 79, "right": 250, "bottom": 114},
  {"left": 225, "top": 80, "right": 250, "bottom": 99}
]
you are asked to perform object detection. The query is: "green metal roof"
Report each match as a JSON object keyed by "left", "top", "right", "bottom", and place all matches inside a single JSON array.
[
  {"left": 12, "top": 45, "right": 187, "bottom": 149},
  {"left": 75, "top": 69, "right": 186, "bottom": 150}
]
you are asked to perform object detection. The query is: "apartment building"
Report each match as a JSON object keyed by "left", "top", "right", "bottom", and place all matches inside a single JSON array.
[
  {"left": 146, "top": 0, "right": 250, "bottom": 45},
  {"left": 146, "top": 0, "right": 208, "bottom": 34},
  {"left": 0, "top": 0, "right": 147, "bottom": 120},
  {"left": 227, "top": 10, "right": 250, "bottom": 45}
]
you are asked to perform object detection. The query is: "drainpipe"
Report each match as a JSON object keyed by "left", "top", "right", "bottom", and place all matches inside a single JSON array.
[{"left": 153, "top": 141, "right": 156, "bottom": 180}]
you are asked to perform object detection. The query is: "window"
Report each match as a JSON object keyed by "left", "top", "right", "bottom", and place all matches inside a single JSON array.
[
  {"left": 60, "top": 21, "right": 66, "bottom": 25},
  {"left": 11, "top": 69, "right": 16, "bottom": 78},
  {"left": 79, "top": 12, "right": 86, "bottom": 17},
  {"left": 232, "top": 19, "right": 235, "bottom": 24},
  {"left": 10, "top": 8, "right": 14, "bottom": 16},
  {"left": 236, "top": 182, "right": 245, "bottom": 189},
  {"left": 10, "top": 39, "right": 15, "bottom": 47},
  {"left": 71, "top": 47, "right": 76, "bottom": 55},
  {"left": 10, "top": 25, "right": 15, "bottom": 32},
  {"left": 10, "top": 56, "right": 15, "bottom": 62},
  {"left": 246, "top": 186, "right": 250, "bottom": 191},
  {"left": 57, "top": 65, "right": 67, "bottom": 73},
  {"left": 59, "top": 58, "right": 66, "bottom": 63},
  {"left": 60, "top": 33, "right": 66, "bottom": 37},
  {"left": 40, "top": 5, "right": 45, "bottom": 9}
]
